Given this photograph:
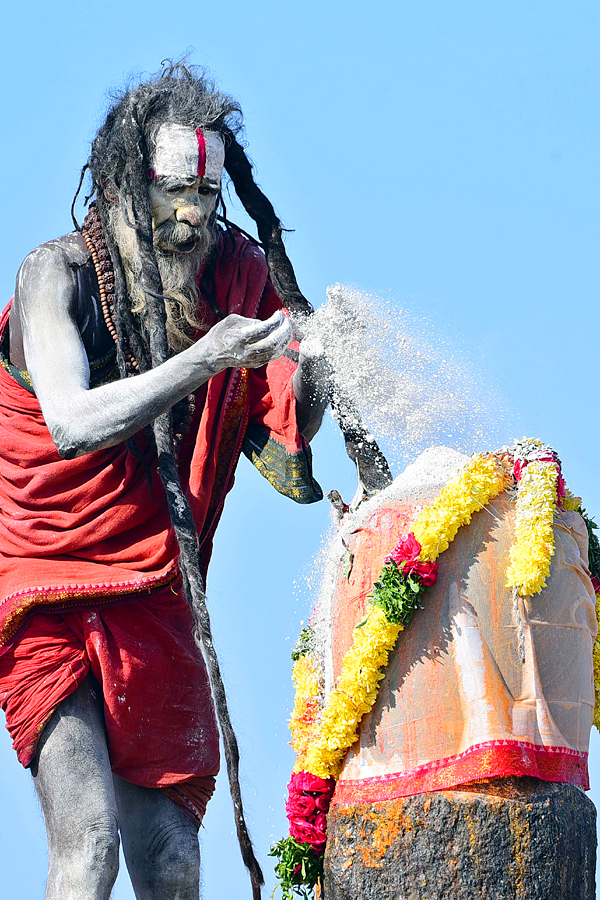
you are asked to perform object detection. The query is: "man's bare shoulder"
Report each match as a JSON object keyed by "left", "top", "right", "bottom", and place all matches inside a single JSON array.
[
  {"left": 18, "top": 232, "right": 90, "bottom": 281},
  {"left": 15, "top": 232, "right": 91, "bottom": 312}
]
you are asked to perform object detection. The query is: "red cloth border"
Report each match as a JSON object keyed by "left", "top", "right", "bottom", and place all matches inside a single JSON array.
[{"left": 331, "top": 740, "right": 589, "bottom": 805}]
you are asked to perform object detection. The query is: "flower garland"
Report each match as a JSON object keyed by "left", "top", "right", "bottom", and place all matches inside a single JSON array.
[
  {"left": 270, "top": 452, "right": 509, "bottom": 897},
  {"left": 271, "top": 441, "right": 599, "bottom": 899},
  {"left": 504, "top": 439, "right": 565, "bottom": 597},
  {"left": 289, "top": 651, "right": 323, "bottom": 770},
  {"left": 579, "top": 510, "right": 600, "bottom": 728}
]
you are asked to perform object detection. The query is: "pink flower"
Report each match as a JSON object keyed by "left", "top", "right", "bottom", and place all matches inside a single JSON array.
[
  {"left": 408, "top": 560, "right": 439, "bottom": 586},
  {"left": 385, "top": 532, "right": 439, "bottom": 586},
  {"left": 386, "top": 532, "right": 421, "bottom": 567},
  {"left": 288, "top": 815, "right": 327, "bottom": 852},
  {"left": 285, "top": 792, "right": 316, "bottom": 818},
  {"left": 592, "top": 575, "right": 600, "bottom": 594},
  {"left": 290, "top": 771, "right": 335, "bottom": 796},
  {"left": 285, "top": 771, "right": 335, "bottom": 852},
  {"left": 513, "top": 459, "right": 525, "bottom": 482},
  {"left": 315, "top": 794, "right": 332, "bottom": 812},
  {"left": 313, "top": 811, "right": 328, "bottom": 832}
]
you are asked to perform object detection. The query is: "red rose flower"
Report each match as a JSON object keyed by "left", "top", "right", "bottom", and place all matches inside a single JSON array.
[
  {"left": 290, "top": 771, "right": 335, "bottom": 796},
  {"left": 313, "top": 811, "right": 328, "bottom": 832},
  {"left": 285, "top": 792, "right": 316, "bottom": 818},
  {"left": 592, "top": 575, "right": 600, "bottom": 594},
  {"left": 408, "top": 559, "right": 439, "bottom": 586},
  {"left": 288, "top": 817, "right": 327, "bottom": 852},
  {"left": 386, "top": 532, "right": 421, "bottom": 567},
  {"left": 513, "top": 458, "right": 525, "bottom": 482},
  {"left": 385, "top": 532, "right": 439, "bottom": 587}
]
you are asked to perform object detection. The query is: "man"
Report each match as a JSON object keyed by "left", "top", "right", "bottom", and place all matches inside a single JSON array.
[{"left": 0, "top": 62, "right": 326, "bottom": 899}]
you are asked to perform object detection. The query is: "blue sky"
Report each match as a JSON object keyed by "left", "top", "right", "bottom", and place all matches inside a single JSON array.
[{"left": 0, "top": 1, "right": 598, "bottom": 896}]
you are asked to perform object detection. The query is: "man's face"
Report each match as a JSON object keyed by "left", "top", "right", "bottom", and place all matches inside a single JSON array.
[{"left": 148, "top": 123, "right": 225, "bottom": 253}]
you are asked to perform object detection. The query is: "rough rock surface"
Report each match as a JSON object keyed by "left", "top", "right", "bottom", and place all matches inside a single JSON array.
[{"left": 322, "top": 778, "right": 596, "bottom": 899}]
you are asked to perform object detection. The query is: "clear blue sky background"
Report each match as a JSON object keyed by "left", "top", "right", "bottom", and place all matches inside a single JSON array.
[{"left": 0, "top": 2, "right": 598, "bottom": 897}]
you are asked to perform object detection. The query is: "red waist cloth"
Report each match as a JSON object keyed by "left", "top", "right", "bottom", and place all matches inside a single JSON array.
[
  {"left": 0, "top": 230, "right": 319, "bottom": 649},
  {"left": 0, "top": 581, "right": 219, "bottom": 825}
]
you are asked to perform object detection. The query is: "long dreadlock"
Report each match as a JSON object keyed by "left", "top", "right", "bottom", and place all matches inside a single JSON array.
[
  {"left": 75, "top": 59, "right": 392, "bottom": 899},
  {"left": 82, "top": 61, "right": 265, "bottom": 898}
]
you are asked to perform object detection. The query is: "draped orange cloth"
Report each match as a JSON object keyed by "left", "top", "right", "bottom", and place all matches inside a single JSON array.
[
  {"left": 326, "top": 468, "right": 594, "bottom": 805},
  {"left": 0, "top": 231, "right": 321, "bottom": 822}
]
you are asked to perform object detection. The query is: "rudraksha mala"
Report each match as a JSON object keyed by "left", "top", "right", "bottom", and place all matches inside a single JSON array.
[
  {"left": 81, "top": 204, "right": 195, "bottom": 442},
  {"left": 81, "top": 204, "right": 139, "bottom": 374}
]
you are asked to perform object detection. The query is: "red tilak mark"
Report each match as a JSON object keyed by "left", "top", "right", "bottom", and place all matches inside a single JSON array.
[
  {"left": 147, "top": 168, "right": 157, "bottom": 182},
  {"left": 196, "top": 128, "right": 206, "bottom": 178}
]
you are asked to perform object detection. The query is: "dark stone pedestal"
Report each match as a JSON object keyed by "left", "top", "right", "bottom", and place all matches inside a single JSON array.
[{"left": 322, "top": 778, "right": 596, "bottom": 900}]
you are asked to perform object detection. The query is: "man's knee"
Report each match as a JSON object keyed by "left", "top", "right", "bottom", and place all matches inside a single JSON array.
[
  {"left": 49, "top": 813, "right": 120, "bottom": 892},
  {"left": 80, "top": 816, "right": 120, "bottom": 877},
  {"left": 137, "top": 822, "right": 199, "bottom": 892}
]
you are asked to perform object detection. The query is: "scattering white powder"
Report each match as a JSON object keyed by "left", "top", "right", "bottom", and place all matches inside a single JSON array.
[
  {"left": 303, "top": 284, "right": 509, "bottom": 472},
  {"left": 295, "top": 286, "right": 514, "bottom": 693}
]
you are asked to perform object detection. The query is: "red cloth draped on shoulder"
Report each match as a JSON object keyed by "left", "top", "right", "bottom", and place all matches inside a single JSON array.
[{"left": 0, "top": 230, "right": 321, "bottom": 651}]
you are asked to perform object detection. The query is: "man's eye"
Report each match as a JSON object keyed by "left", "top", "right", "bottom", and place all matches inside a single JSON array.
[{"left": 198, "top": 187, "right": 213, "bottom": 196}]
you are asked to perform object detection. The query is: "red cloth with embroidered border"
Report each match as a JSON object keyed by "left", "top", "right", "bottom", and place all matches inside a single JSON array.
[
  {"left": 0, "top": 580, "right": 217, "bottom": 825},
  {"left": 0, "top": 231, "right": 319, "bottom": 818},
  {"left": 0, "top": 232, "right": 315, "bottom": 646}
]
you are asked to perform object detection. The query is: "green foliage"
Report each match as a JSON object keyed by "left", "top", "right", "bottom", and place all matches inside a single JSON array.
[
  {"left": 580, "top": 508, "right": 600, "bottom": 584},
  {"left": 291, "top": 625, "right": 316, "bottom": 661},
  {"left": 269, "top": 837, "right": 322, "bottom": 899},
  {"left": 369, "top": 562, "right": 425, "bottom": 625}
]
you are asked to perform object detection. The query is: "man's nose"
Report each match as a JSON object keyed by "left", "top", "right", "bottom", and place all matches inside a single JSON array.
[{"left": 176, "top": 206, "right": 204, "bottom": 227}]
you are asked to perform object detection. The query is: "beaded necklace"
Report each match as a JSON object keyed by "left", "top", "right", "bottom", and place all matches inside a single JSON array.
[
  {"left": 80, "top": 204, "right": 195, "bottom": 441},
  {"left": 81, "top": 204, "right": 139, "bottom": 373}
]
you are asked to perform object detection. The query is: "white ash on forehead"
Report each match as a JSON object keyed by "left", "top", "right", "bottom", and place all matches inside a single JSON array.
[{"left": 303, "top": 284, "right": 509, "bottom": 471}]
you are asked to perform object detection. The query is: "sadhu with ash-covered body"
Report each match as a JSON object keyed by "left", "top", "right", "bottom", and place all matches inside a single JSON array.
[{"left": 0, "top": 62, "right": 327, "bottom": 899}]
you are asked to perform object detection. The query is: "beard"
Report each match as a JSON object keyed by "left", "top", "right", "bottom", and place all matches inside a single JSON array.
[{"left": 107, "top": 204, "right": 218, "bottom": 353}]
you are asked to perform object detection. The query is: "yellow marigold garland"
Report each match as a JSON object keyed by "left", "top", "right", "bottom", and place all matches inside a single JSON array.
[
  {"left": 412, "top": 454, "right": 509, "bottom": 562},
  {"left": 563, "top": 488, "right": 583, "bottom": 512},
  {"left": 289, "top": 655, "right": 323, "bottom": 771},
  {"left": 506, "top": 460, "right": 558, "bottom": 597},
  {"left": 275, "top": 442, "right": 599, "bottom": 898},
  {"left": 302, "top": 607, "right": 402, "bottom": 779}
]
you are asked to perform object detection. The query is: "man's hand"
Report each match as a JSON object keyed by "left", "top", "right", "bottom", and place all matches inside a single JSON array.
[{"left": 200, "top": 310, "right": 292, "bottom": 373}]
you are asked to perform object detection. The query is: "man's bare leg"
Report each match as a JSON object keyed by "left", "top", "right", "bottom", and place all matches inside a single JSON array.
[
  {"left": 31, "top": 677, "right": 120, "bottom": 900},
  {"left": 114, "top": 775, "right": 200, "bottom": 899}
]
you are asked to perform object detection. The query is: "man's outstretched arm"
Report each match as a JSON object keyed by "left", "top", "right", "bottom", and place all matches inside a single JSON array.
[{"left": 15, "top": 243, "right": 292, "bottom": 459}]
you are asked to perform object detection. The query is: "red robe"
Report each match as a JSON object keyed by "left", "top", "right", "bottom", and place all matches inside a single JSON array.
[{"left": 0, "top": 231, "right": 321, "bottom": 822}]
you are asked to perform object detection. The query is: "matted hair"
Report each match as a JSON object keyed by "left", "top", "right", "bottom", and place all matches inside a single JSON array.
[
  {"left": 73, "top": 60, "right": 315, "bottom": 899},
  {"left": 72, "top": 61, "right": 391, "bottom": 897}
]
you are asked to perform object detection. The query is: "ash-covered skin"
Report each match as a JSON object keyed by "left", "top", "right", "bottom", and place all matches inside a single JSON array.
[
  {"left": 10, "top": 124, "right": 327, "bottom": 459},
  {"left": 9, "top": 115, "right": 329, "bottom": 900},
  {"left": 33, "top": 678, "right": 200, "bottom": 900}
]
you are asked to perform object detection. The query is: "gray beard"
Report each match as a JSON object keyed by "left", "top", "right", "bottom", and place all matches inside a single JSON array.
[{"left": 107, "top": 205, "right": 217, "bottom": 353}]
